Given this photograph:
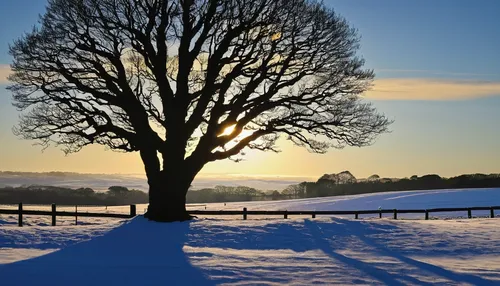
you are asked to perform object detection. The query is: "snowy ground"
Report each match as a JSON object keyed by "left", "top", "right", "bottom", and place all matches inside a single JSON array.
[
  {"left": 1, "top": 188, "right": 500, "bottom": 285},
  {"left": 206, "top": 187, "right": 500, "bottom": 219}
]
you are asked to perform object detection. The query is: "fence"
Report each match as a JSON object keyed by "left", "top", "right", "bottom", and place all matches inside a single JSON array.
[
  {"left": 0, "top": 203, "right": 136, "bottom": 226},
  {"left": 188, "top": 206, "right": 500, "bottom": 220},
  {"left": 1, "top": 204, "right": 500, "bottom": 226}
]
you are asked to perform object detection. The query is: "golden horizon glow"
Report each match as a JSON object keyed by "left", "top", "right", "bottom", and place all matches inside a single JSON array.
[
  {"left": 366, "top": 78, "right": 500, "bottom": 100},
  {"left": 0, "top": 65, "right": 11, "bottom": 84}
]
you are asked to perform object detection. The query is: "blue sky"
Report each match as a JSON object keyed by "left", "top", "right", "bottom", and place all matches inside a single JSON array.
[
  {"left": 328, "top": 0, "right": 500, "bottom": 79},
  {"left": 0, "top": 0, "right": 499, "bottom": 179}
]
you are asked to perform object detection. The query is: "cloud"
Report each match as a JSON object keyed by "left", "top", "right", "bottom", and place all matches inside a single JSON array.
[
  {"left": 0, "top": 65, "right": 11, "bottom": 84},
  {"left": 3, "top": 63, "right": 500, "bottom": 101},
  {"left": 365, "top": 78, "right": 500, "bottom": 100},
  {"left": 375, "top": 68, "right": 500, "bottom": 78}
]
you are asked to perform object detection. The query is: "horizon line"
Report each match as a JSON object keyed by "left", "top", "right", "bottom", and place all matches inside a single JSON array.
[{"left": 1, "top": 170, "right": 498, "bottom": 180}]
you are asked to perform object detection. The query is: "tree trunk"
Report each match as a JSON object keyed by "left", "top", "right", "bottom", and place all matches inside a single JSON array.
[
  {"left": 144, "top": 169, "right": 195, "bottom": 222},
  {"left": 139, "top": 130, "right": 204, "bottom": 222}
]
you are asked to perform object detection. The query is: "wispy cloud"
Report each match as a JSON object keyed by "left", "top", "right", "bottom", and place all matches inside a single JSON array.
[
  {"left": 0, "top": 65, "right": 11, "bottom": 84},
  {"left": 366, "top": 78, "right": 500, "bottom": 100},
  {"left": 3, "top": 64, "right": 499, "bottom": 101},
  {"left": 375, "top": 68, "right": 500, "bottom": 78}
]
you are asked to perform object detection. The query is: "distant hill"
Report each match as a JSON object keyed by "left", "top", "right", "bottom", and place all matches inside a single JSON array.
[
  {"left": 2, "top": 171, "right": 500, "bottom": 205},
  {"left": 282, "top": 172, "right": 500, "bottom": 199},
  {"left": 0, "top": 171, "right": 311, "bottom": 191}
]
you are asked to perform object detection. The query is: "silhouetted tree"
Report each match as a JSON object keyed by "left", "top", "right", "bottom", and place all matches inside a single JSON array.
[
  {"left": 108, "top": 186, "right": 129, "bottom": 195},
  {"left": 75, "top": 187, "right": 95, "bottom": 196},
  {"left": 9, "top": 0, "right": 391, "bottom": 221},
  {"left": 419, "top": 174, "right": 442, "bottom": 181},
  {"left": 317, "top": 170, "right": 357, "bottom": 187}
]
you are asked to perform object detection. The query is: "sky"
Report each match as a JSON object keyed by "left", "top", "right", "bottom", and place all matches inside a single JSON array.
[{"left": 0, "top": 0, "right": 499, "bottom": 180}]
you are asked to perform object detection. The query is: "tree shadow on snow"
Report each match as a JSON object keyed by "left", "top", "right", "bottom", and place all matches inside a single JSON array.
[
  {"left": 328, "top": 219, "right": 498, "bottom": 286},
  {"left": 0, "top": 216, "right": 215, "bottom": 286},
  {"left": 184, "top": 219, "right": 421, "bottom": 285},
  {"left": 1, "top": 216, "right": 498, "bottom": 285},
  {"left": 185, "top": 218, "right": 498, "bottom": 285}
]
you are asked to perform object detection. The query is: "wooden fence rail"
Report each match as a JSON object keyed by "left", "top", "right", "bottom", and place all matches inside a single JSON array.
[
  {"left": 1, "top": 204, "right": 500, "bottom": 226},
  {"left": 0, "top": 203, "right": 136, "bottom": 226},
  {"left": 188, "top": 206, "right": 500, "bottom": 220}
]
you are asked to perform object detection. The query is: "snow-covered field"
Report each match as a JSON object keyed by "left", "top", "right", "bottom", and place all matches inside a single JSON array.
[
  {"left": 1, "top": 188, "right": 500, "bottom": 285},
  {"left": 206, "top": 187, "right": 500, "bottom": 219}
]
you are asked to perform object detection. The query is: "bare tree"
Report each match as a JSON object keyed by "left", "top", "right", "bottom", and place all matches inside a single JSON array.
[{"left": 9, "top": 0, "right": 391, "bottom": 221}]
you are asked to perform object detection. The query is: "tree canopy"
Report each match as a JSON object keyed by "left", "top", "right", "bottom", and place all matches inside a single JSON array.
[
  {"left": 9, "top": 0, "right": 391, "bottom": 221},
  {"left": 10, "top": 0, "right": 389, "bottom": 158}
]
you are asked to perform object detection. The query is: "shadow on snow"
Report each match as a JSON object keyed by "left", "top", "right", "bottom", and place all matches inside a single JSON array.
[
  {"left": 0, "top": 216, "right": 498, "bottom": 285},
  {"left": 0, "top": 217, "right": 214, "bottom": 286}
]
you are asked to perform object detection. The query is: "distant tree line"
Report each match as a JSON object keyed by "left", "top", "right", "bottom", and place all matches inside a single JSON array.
[
  {"left": 1, "top": 172, "right": 500, "bottom": 205},
  {"left": 186, "top": 186, "right": 282, "bottom": 203},
  {"left": 281, "top": 172, "right": 500, "bottom": 199},
  {"left": 0, "top": 185, "right": 148, "bottom": 205}
]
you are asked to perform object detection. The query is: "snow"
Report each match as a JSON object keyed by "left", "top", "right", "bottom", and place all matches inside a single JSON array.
[
  {"left": 202, "top": 187, "right": 500, "bottom": 219},
  {"left": 1, "top": 188, "right": 500, "bottom": 285},
  {"left": 1, "top": 217, "right": 500, "bottom": 285}
]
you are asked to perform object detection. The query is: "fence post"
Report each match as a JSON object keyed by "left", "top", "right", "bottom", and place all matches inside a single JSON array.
[
  {"left": 425, "top": 210, "right": 429, "bottom": 220},
  {"left": 284, "top": 210, "right": 288, "bottom": 219},
  {"left": 130, "top": 205, "right": 137, "bottom": 217},
  {"left": 467, "top": 208, "right": 472, "bottom": 219},
  {"left": 355, "top": 212, "right": 359, "bottom": 219},
  {"left": 243, "top": 207, "right": 247, "bottom": 220},
  {"left": 18, "top": 203, "right": 23, "bottom": 227},
  {"left": 490, "top": 207, "right": 495, "bottom": 218},
  {"left": 51, "top": 204, "right": 56, "bottom": 226},
  {"left": 379, "top": 210, "right": 382, "bottom": 219},
  {"left": 393, "top": 209, "right": 397, "bottom": 220},
  {"left": 75, "top": 205, "right": 78, "bottom": 225},
  {"left": 312, "top": 213, "right": 316, "bottom": 219}
]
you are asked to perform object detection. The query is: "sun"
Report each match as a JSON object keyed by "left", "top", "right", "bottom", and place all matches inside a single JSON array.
[{"left": 218, "top": 124, "right": 253, "bottom": 138}]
